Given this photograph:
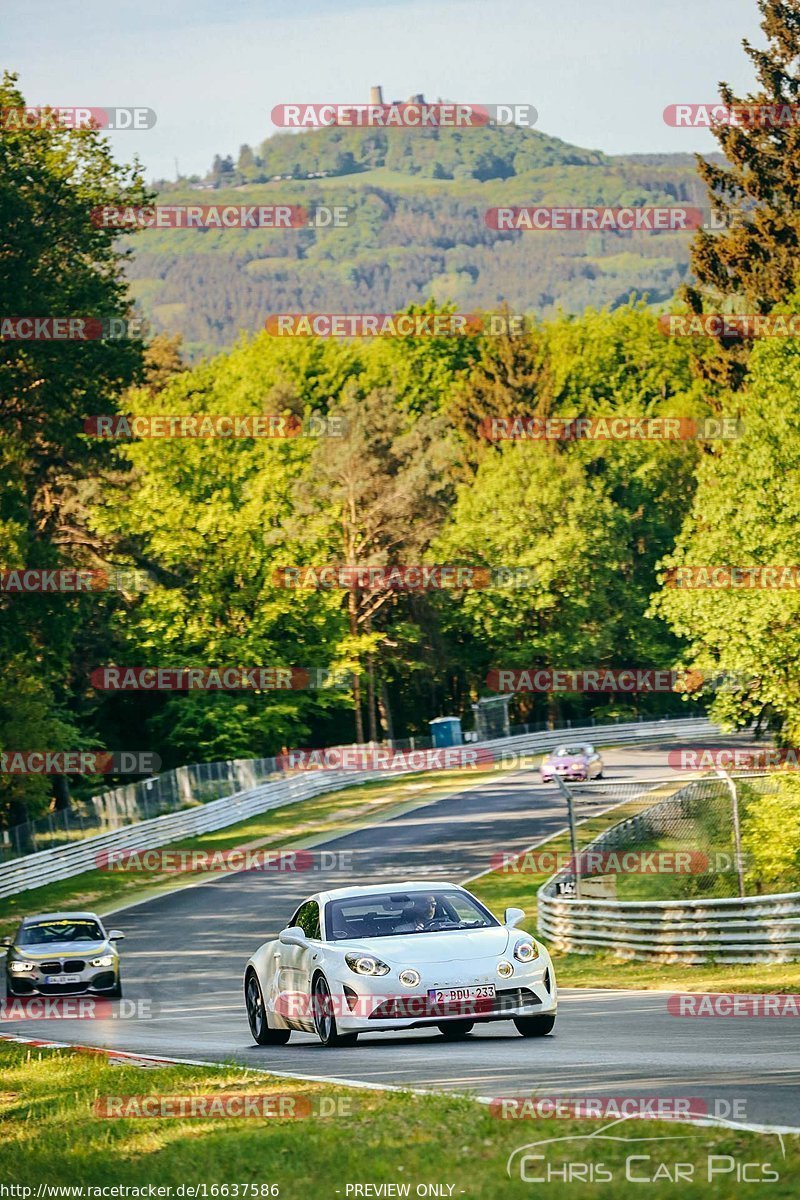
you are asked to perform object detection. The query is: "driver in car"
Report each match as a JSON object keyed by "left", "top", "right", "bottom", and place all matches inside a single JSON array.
[{"left": 402, "top": 894, "right": 438, "bottom": 932}]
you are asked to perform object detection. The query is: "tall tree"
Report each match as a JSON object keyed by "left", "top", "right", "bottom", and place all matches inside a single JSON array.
[
  {"left": 434, "top": 444, "right": 631, "bottom": 725},
  {"left": 652, "top": 329, "right": 800, "bottom": 740},
  {"left": 298, "top": 384, "right": 456, "bottom": 742},
  {"left": 683, "top": 1, "right": 800, "bottom": 383},
  {"left": 90, "top": 334, "right": 357, "bottom": 764},
  {"left": 0, "top": 74, "right": 152, "bottom": 826},
  {"left": 237, "top": 143, "right": 256, "bottom": 174}
]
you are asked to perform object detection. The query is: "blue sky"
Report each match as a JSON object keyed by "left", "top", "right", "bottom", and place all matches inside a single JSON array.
[{"left": 6, "top": 0, "right": 763, "bottom": 180}]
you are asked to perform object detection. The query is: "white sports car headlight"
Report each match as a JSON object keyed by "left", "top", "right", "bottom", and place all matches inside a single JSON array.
[
  {"left": 91, "top": 955, "right": 115, "bottom": 968},
  {"left": 345, "top": 953, "right": 390, "bottom": 977},
  {"left": 514, "top": 939, "right": 539, "bottom": 963},
  {"left": 9, "top": 960, "right": 35, "bottom": 972}
]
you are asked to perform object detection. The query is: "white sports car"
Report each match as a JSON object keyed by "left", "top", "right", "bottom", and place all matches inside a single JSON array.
[{"left": 244, "top": 881, "right": 557, "bottom": 1047}]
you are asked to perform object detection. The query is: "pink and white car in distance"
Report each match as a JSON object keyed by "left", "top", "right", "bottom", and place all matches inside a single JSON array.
[
  {"left": 244, "top": 881, "right": 557, "bottom": 1047},
  {"left": 540, "top": 743, "right": 604, "bottom": 783}
]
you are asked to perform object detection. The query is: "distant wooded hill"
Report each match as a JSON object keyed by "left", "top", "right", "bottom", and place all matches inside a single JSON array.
[{"left": 129, "top": 124, "right": 713, "bottom": 357}]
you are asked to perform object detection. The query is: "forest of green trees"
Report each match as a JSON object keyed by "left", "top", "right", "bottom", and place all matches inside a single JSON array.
[{"left": 4, "top": 0, "right": 800, "bottom": 833}]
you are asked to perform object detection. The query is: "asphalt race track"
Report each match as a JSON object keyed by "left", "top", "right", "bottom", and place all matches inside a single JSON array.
[{"left": 3, "top": 738, "right": 800, "bottom": 1130}]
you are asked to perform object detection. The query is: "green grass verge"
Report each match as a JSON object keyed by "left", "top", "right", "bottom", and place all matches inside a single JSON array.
[
  {"left": 544, "top": 952, "right": 800, "bottom": 994},
  {"left": 0, "top": 1042, "right": 796, "bottom": 1198},
  {"left": 0, "top": 766, "right": 506, "bottom": 939}
]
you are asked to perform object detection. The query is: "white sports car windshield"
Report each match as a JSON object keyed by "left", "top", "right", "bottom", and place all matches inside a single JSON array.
[{"left": 325, "top": 890, "right": 499, "bottom": 940}]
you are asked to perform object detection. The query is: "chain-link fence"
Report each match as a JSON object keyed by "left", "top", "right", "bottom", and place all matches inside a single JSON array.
[
  {"left": 554, "top": 771, "right": 778, "bottom": 902},
  {"left": 0, "top": 757, "right": 282, "bottom": 862}
]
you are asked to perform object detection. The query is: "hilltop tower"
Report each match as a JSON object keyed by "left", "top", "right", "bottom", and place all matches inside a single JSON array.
[{"left": 370, "top": 85, "right": 384, "bottom": 105}]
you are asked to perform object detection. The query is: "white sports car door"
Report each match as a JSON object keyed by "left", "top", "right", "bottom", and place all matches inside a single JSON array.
[{"left": 275, "top": 900, "right": 322, "bottom": 1029}]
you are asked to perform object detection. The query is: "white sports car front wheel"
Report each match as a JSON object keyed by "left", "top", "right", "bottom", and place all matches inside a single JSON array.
[
  {"left": 312, "top": 974, "right": 358, "bottom": 1047},
  {"left": 245, "top": 970, "right": 290, "bottom": 1046}
]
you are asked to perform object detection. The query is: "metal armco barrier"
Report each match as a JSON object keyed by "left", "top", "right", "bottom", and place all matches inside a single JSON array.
[
  {"left": 537, "top": 891, "right": 800, "bottom": 963},
  {"left": 538, "top": 770, "right": 800, "bottom": 963},
  {"left": 0, "top": 717, "right": 718, "bottom": 900}
]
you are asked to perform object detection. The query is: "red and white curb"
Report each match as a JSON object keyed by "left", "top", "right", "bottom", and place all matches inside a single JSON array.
[{"left": 0, "top": 1031, "right": 211, "bottom": 1069}]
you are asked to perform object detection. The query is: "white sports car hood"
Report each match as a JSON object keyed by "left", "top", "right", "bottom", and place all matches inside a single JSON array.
[{"left": 332, "top": 926, "right": 513, "bottom": 963}]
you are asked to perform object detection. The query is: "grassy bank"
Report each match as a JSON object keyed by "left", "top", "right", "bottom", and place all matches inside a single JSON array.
[
  {"left": 546, "top": 952, "right": 800, "bottom": 993},
  {"left": 0, "top": 1042, "right": 796, "bottom": 1199}
]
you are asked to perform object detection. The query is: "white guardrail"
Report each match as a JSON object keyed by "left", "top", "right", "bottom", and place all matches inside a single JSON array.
[
  {"left": 537, "top": 891, "right": 800, "bottom": 964},
  {"left": 537, "top": 771, "right": 800, "bottom": 964},
  {"left": 0, "top": 717, "right": 718, "bottom": 901}
]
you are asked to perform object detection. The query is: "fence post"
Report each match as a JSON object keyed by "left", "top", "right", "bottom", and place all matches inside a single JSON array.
[
  {"left": 715, "top": 768, "right": 745, "bottom": 899},
  {"left": 555, "top": 775, "right": 581, "bottom": 900}
]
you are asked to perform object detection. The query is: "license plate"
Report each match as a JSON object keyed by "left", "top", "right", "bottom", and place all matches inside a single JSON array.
[
  {"left": 45, "top": 974, "right": 81, "bottom": 984},
  {"left": 428, "top": 984, "right": 496, "bottom": 1004}
]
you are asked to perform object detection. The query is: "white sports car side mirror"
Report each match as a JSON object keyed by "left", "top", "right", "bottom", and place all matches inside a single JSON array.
[
  {"left": 279, "top": 925, "right": 309, "bottom": 948},
  {"left": 504, "top": 907, "right": 525, "bottom": 928}
]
